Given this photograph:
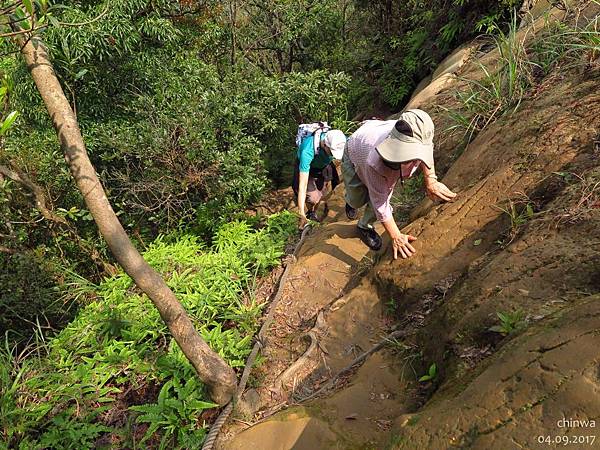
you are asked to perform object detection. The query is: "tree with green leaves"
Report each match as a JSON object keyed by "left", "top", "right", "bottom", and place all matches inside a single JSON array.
[{"left": 1, "top": 0, "right": 236, "bottom": 405}]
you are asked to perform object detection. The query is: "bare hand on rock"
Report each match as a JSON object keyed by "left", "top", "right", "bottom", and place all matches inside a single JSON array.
[
  {"left": 392, "top": 233, "right": 417, "bottom": 259},
  {"left": 425, "top": 180, "right": 457, "bottom": 202}
]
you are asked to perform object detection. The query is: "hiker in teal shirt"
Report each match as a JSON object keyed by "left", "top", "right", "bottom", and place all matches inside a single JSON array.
[
  {"left": 297, "top": 134, "right": 337, "bottom": 172},
  {"left": 293, "top": 129, "right": 346, "bottom": 229}
]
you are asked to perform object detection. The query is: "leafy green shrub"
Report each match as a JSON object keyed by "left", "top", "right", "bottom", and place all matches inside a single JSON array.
[
  {"left": 347, "top": 0, "right": 522, "bottom": 109},
  {"left": 0, "top": 212, "right": 296, "bottom": 449},
  {"left": 7, "top": 41, "right": 349, "bottom": 239},
  {"left": 129, "top": 377, "right": 215, "bottom": 449}
]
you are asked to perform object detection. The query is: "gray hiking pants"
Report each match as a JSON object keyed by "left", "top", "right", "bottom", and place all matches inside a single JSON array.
[{"left": 341, "top": 151, "right": 377, "bottom": 229}]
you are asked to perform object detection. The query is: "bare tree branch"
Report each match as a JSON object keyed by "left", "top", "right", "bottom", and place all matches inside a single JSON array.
[
  {"left": 0, "top": 163, "right": 68, "bottom": 225},
  {"left": 0, "top": 25, "right": 44, "bottom": 38},
  {"left": 58, "top": 4, "right": 110, "bottom": 27}
]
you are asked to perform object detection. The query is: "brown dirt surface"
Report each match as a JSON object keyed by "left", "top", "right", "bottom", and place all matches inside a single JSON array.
[
  {"left": 219, "top": 1, "right": 600, "bottom": 448},
  {"left": 219, "top": 186, "right": 413, "bottom": 448},
  {"left": 246, "top": 186, "right": 296, "bottom": 217}
]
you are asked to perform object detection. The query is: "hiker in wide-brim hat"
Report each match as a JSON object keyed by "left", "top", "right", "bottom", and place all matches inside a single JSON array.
[
  {"left": 293, "top": 126, "right": 347, "bottom": 229},
  {"left": 342, "top": 109, "right": 457, "bottom": 259}
]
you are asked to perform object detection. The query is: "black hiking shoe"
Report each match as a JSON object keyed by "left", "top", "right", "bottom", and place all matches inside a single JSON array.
[
  {"left": 306, "top": 210, "right": 318, "bottom": 221},
  {"left": 345, "top": 203, "right": 358, "bottom": 220},
  {"left": 357, "top": 226, "right": 382, "bottom": 251}
]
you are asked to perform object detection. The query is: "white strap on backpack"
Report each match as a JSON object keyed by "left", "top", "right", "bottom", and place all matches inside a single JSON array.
[{"left": 296, "top": 121, "right": 331, "bottom": 155}]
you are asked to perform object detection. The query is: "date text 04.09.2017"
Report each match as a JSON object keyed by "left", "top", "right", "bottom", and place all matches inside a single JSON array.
[{"left": 537, "top": 435, "right": 596, "bottom": 446}]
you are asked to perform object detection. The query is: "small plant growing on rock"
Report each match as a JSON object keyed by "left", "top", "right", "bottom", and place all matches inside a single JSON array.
[
  {"left": 494, "top": 194, "right": 535, "bottom": 243},
  {"left": 499, "top": 199, "right": 534, "bottom": 228},
  {"left": 385, "top": 298, "right": 398, "bottom": 315},
  {"left": 489, "top": 310, "right": 526, "bottom": 335},
  {"left": 419, "top": 363, "right": 438, "bottom": 382}
]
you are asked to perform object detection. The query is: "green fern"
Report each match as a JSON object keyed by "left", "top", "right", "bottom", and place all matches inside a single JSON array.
[{"left": 130, "top": 378, "right": 216, "bottom": 448}]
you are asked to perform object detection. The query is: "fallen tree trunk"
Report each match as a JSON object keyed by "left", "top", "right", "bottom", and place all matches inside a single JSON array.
[{"left": 19, "top": 35, "right": 236, "bottom": 405}]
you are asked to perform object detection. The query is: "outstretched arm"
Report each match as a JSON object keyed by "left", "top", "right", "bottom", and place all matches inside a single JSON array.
[
  {"left": 361, "top": 165, "right": 418, "bottom": 259},
  {"left": 297, "top": 171, "right": 309, "bottom": 229},
  {"left": 421, "top": 162, "right": 457, "bottom": 202}
]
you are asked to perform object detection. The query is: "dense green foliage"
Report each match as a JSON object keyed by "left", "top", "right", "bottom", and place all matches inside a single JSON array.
[
  {"left": 324, "top": 0, "right": 522, "bottom": 110},
  {"left": 0, "top": 0, "right": 522, "bottom": 284},
  {"left": 0, "top": 212, "right": 296, "bottom": 449}
]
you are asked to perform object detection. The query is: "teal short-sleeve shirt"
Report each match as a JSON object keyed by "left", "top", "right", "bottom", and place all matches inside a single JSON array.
[{"left": 297, "top": 134, "right": 334, "bottom": 173}]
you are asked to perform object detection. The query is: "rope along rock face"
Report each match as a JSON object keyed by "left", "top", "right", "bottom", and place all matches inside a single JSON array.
[{"left": 202, "top": 226, "right": 312, "bottom": 450}]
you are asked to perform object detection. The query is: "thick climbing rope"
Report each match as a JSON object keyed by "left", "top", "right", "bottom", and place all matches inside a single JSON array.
[{"left": 201, "top": 225, "right": 312, "bottom": 450}]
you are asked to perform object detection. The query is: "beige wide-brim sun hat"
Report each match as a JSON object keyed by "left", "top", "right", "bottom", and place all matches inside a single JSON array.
[{"left": 376, "top": 109, "right": 435, "bottom": 168}]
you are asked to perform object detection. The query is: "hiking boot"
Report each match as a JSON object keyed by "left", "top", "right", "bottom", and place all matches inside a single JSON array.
[
  {"left": 357, "top": 226, "right": 382, "bottom": 251},
  {"left": 345, "top": 203, "right": 358, "bottom": 220},
  {"left": 306, "top": 210, "right": 318, "bottom": 221}
]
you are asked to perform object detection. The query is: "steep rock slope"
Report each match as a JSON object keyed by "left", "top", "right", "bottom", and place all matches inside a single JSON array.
[{"left": 378, "top": 1, "right": 600, "bottom": 448}]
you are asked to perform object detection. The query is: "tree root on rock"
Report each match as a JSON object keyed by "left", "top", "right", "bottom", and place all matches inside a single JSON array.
[{"left": 273, "top": 312, "right": 327, "bottom": 390}]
